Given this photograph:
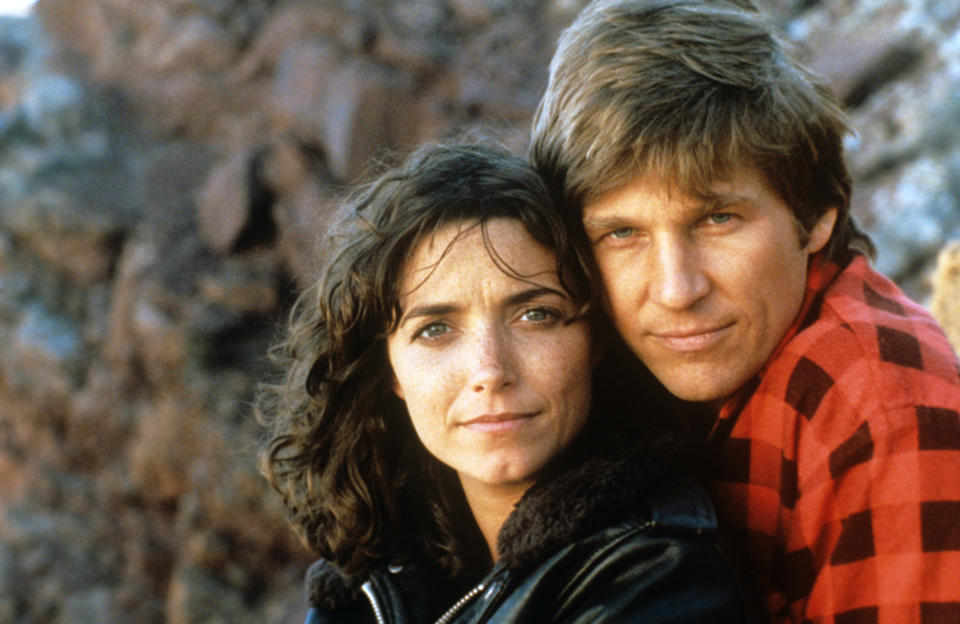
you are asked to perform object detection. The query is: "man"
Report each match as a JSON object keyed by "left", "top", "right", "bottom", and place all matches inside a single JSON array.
[{"left": 530, "top": 0, "right": 960, "bottom": 622}]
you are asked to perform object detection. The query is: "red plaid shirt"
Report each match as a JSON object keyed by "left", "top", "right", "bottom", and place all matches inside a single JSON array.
[{"left": 706, "top": 253, "right": 960, "bottom": 623}]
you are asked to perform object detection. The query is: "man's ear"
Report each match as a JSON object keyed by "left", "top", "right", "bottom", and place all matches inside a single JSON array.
[{"left": 807, "top": 207, "right": 838, "bottom": 254}]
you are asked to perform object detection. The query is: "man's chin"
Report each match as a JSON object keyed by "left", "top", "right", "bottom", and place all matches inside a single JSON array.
[{"left": 650, "top": 367, "right": 742, "bottom": 406}]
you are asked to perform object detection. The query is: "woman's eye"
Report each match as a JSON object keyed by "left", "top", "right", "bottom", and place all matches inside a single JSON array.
[
  {"left": 609, "top": 227, "right": 635, "bottom": 239},
  {"left": 520, "top": 307, "right": 558, "bottom": 323},
  {"left": 416, "top": 322, "right": 450, "bottom": 340}
]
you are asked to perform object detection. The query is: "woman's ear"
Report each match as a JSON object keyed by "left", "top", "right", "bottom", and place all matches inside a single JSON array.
[
  {"left": 590, "top": 318, "right": 612, "bottom": 368},
  {"left": 591, "top": 337, "right": 607, "bottom": 368},
  {"left": 392, "top": 376, "right": 405, "bottom": 400}
]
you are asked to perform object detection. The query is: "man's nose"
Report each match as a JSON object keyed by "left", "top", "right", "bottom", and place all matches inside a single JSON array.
[
  {"left": 468, "top": 327, "right": 518, "bottom": 393},
  {"left": 650, "top": 237, "right": 710, "bottom": 310}
]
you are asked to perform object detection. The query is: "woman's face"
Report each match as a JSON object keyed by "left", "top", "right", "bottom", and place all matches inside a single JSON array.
[{"left": 387, "top": 218, "right": 592, "bottom": 494}]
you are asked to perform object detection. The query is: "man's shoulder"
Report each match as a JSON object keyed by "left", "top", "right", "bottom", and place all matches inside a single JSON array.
[
  {"left": 819, "top": 255, "right": 946, "bottom": 335},
  {"left": 750, "top": 256, "right": 960, "bottom": 426},
  {"left": 805, "top": 256, "right": 956, "bottom": 371}
]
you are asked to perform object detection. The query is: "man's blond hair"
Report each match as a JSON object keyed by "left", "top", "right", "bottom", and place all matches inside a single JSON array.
[{"left": 531, "top": 0, "right": 874, "bottom": 259}]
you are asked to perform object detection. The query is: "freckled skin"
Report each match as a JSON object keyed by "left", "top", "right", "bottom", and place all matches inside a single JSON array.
[
  {"left": 387, "top": 219, "right": 592, "bottom": 501},
  {"left": 583, "top": 167, "right": 836, "bottom": 404}
]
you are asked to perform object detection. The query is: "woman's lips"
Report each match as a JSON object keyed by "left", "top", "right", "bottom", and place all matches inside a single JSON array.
[
  {"left": 651, "top": 323, "right": 735, "bottom": 352},
  {"left": 460, "top": 412, "right": 538, "bottom": 433}
]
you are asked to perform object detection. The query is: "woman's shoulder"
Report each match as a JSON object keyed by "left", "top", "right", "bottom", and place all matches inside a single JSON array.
[
  {"left": 303, "top": 559, "right": 366, "bottom": 614},
  {"left": 484, "top": 475, "right": 752, "bottom": 623},
  {"left": 542, "top": 474, "right": 723, "bottom": 565},
  {"left": 640, "top": 473, "right": 718, "bottom": 534},
  {"left": 496, "top": 432, "right": 711, "bottom": 569}
]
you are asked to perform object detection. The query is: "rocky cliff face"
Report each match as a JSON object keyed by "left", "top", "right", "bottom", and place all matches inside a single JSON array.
[{"left": 1, "top": 1, "right": 958, "bottom": 622}]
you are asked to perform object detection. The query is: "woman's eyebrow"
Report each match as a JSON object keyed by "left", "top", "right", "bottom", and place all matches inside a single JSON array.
[
  {"left": 398, "top": 286, "right": 567, "bottom": 326},
  {"left": 503, "top": 286, "right": 568, "bottom": 306},
  {"left": 397, "top": 303, "right": 458, "bottom": 326}
]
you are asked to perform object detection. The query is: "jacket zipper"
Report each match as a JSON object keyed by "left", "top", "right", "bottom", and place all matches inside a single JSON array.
[
  {"left": 360, "top": 574, "right": 490, "bottom": 624},
  {"left": 361, "top": 580, "right": 387, "bottom": 624},
  {"left": 434, "top": 582, "right": 486, "bottom": 624}
]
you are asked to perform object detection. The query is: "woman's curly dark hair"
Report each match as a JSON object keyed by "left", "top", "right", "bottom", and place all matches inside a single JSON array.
[{"left": 257, "top": 141, "right": 599, "bottom": 582}]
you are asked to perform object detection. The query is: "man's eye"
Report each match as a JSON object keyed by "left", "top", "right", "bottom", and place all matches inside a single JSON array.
[
  {"left": 609, "top": 227, "right": 635, "bottom": 239},
  {"left": 520, "top": 307, "right": 557, "bottom": 322},
  {"left": 708, "top": 213, "right": 733, "bottom": 225}
]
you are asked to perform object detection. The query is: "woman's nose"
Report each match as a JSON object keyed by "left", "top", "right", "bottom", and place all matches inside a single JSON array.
[{"left": 468, "top": 327, "right": 518, "bottom": 393}]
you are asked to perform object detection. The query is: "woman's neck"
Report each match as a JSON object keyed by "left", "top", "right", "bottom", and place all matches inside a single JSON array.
[{"left": 458, "top": 476, "right": 533, "bottom": 562}]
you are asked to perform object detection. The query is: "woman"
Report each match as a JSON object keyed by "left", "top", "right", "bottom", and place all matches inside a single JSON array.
[{"left": 259, "top": 142, "right": 752, "bottom": 622}]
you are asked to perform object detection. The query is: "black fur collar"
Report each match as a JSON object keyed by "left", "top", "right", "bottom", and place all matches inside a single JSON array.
[
  {"left": 305, "top": 556, "right": 365, "bottom": 611},
  {"left": 305, "top": 431, "right": 686, "bottom": 610},
  {"left": 496, "top": 436, "right": 683, "bottom": 569}
]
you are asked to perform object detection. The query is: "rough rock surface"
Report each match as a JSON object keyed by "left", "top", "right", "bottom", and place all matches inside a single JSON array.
[
  {"left": 0, "top": 1, "right": 958, "bottom": 622},
  {"left": 931, "top": 241, "right": 960, "bottom": 355}
]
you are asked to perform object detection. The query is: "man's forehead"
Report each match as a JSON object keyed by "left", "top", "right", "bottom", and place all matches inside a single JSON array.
[{"left": 583, "top": 164, "right": 774, "bottom": 209}]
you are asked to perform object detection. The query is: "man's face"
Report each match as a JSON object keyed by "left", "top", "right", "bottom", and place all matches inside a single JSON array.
[{"left": 582, "top": 167, "right": 836, "bottom": 405}]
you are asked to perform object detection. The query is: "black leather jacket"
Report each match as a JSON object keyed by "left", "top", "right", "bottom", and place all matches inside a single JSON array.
[{"left": 302, "top": 451, "right": 754, "bottom": 623}]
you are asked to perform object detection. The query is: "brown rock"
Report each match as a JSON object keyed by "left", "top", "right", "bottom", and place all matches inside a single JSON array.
[
  {"left": 150, "top": 15, "right": 236, "bottom": 74},
  {"left": 2, "top": 189, "right": 122, "bottom": 284},
  {"left": 260, "top": 137, "right": 310, "bottom": 196},
  {"left": 449, "top": 0, "right": 497, "bottom": 25},
  {"left": 321, "top": 60, "right": 419, "bottom": 180},
  {"left": 197, "top": 154, "right": 253, "bottom": 254},
  {"left": 230, "top": 4, "right": 353, "bottom": 82},
  {"left": 126, "top": 399, "right": 202, "bottom": 503},
  {"left": 273, "top": 181, "right": 335, "bottom": 285},
  {"left": 34, "top": 0, "right": 106, "bottom": 59},
  {"left": 59, "top": 587, "right": 115, "bottom": 624},
  {"left": 803, "top": 25, "right": 927, "bottom": 108},
  {"left": 167, "top": 565, "right": 252, "bottom": 624},
  {"left": 931, "top": 241, "right": 960, "bottom": 356},
  {"left": 454, "top": 15, "right": 553, "bottom": 121},
  {"left": 185, "top": 531, "right": 231, "bottom": 571},
  {"left": 4, "top": 301, "right": 83, "bottom": 404},
  {"left": 198, "top": 253, "right": 279, "bottom": 317},
  {"left": 104, "top": 239, "right": 194, "bottom": 386},
  {"left": 268, "top": 40, "right": 341, "bottom": 141}
]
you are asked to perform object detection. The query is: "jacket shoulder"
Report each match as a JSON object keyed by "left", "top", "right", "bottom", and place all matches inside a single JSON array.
[{"left": 481, "top": 477, "right": 752, "bottom": 622}]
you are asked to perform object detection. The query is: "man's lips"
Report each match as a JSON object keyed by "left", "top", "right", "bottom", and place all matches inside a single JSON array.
[{"left": 649, "top": 322, "right": 735, "bottom": 352}]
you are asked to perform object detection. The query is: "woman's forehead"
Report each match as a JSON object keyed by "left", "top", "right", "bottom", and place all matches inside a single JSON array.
[{"left": 399, "top": 219, "right": 559, "bottom": 294}]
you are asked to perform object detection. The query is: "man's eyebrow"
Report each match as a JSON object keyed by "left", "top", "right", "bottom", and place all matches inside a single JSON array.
[
  {"left": 671, "top": 193, "right": 752, "bottom": 220},
  {"left": 581, "top": 214, "right": 631, "bottom": 230},
  {"left": 703, "top": 193, "right": 749, "bottom": 211}
]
